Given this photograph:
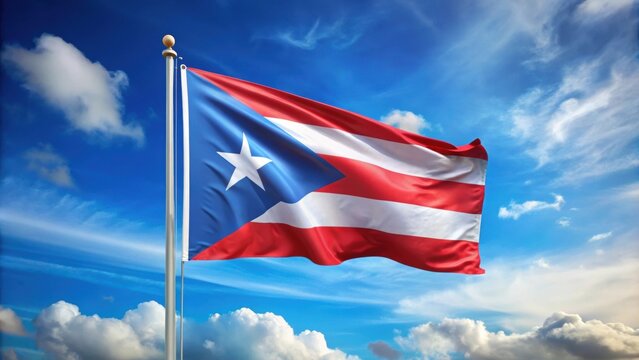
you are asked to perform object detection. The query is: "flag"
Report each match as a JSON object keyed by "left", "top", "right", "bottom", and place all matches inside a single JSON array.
[{"left": 180, "top": 67, "right": 487, "bottom": 274}]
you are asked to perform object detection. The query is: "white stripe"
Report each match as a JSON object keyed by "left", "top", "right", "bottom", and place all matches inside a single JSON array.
[
  {"left": 267, "top": 117, "right": 486, "bottom": 185},
  {"left": 180, "top": 65, "right": 190, "bottom": 262},
  {"left": 252, "top": 193, "right": 481, "bottom": 242}
]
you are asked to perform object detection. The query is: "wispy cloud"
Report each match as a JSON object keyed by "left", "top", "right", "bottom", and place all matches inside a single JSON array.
[
  {"left": 575, "top": 0, "right": 635, "bottom": 21},
  {"left": 396, "top": 231, "right": 639, "bottom": 329},
  {"left": 556, "top": 217, "right": 570, "bottom": 227},
  {"left": 261, "top": 19, "right": 363, "bottom": 50},
  {"left": 24, "top": 144, "right": 74, "bottom": 188},
  {"left": 610, "top": 182, "right": 639, "bottom": 202},
  {"left": 439, "top": 1, "right": 566, "bottom": 76},
  {"left": 1, "top": 255, "right": 163, "bottom": 294},
  {"left": 0, "top": 178, "right": 163, "bottom": 268},
  {"left": 185, "top": 259, "right": 396, "bottom": 306},
  {"left": 2, "top": 34, "right": 144, "bottom": 144},
  {"left": 0, "top": 209, "right": 163, "bottom": 268},
  {"left": 503, "top": 1, "right": 639, "bottom": 183},
  {"left": 417, "top": 0, "right": 638, "bottom": 184},
  {"left": 498, "top": 194, "right": 564, "bottom": 220},
  {"left": 395, "top": 0, "right": 436, "bottom": 30},
  {"left": 380, "top": 109, "right": 432, "bottom": 134},
  {"left": 588, "top": 231, "right": 612, "bottom": 243},
  {"left": 509, "top": 57, "right": 639, "bottom": 183}
]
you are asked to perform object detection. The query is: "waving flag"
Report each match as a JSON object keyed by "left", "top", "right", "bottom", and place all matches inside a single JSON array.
[{"left": 180, "top": 66, "right": 487, "bottom": 274}]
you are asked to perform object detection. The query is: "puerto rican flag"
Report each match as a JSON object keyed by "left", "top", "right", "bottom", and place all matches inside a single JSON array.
[{"left": 180, "top": 66, "right": 487, "bottom": 274}]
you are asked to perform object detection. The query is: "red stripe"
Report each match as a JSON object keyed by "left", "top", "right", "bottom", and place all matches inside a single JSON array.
[
  {"left": 318, "top": 155, "right": 485, "bottom": 214},
  {"left": 193, "top": 222, "right": 484, "bottom": 274},
  {"left": 189, "top": 68, "right": 488, "bottom": 160}
]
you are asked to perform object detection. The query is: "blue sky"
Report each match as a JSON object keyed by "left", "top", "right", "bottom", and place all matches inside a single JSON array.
[{"left": 1, "top": 0, "right": 638, "bottom": 359}]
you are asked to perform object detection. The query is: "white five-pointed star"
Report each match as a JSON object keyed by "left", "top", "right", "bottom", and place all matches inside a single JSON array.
[{"left": 217, "top": 133, "right": 272, "bottom": 190}]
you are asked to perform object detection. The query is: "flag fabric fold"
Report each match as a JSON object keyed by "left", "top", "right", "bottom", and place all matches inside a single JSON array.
[{"left": 181, "top": 66, "right": 487, "bottom": 274}]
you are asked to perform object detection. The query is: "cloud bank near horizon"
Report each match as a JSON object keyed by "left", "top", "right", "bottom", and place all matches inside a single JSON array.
[{"left": 32, "top": 301, "right": 358, "bottom": 360}]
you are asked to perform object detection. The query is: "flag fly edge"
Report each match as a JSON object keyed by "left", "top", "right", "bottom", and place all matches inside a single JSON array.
[{"left": 180, "top": 64, "right": 190, "bottom": 262}]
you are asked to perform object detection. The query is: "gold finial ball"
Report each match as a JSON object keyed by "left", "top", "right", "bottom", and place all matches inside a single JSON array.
[{"left": 162, "top": 35, "right": 175, "bottom": 48}]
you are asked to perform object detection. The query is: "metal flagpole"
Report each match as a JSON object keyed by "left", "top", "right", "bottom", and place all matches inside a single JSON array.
[{"left": 162, "top": 34, "right": 177, "bottom": 360}]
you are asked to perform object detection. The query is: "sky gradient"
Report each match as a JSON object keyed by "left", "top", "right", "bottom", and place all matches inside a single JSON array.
[{"left": 1, "top": 0, "right": 638, "bottom": 359}]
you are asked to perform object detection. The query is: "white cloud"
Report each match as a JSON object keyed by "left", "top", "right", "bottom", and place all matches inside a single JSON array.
[
  {"left": 557, "top": 217, "right": 571, "bottom": 227},
  {"left": 576, "top": 0, "right": 635, "bottom": 21},
  {"left": 498, "top": 194, "right": 564, "bottom": 220},
  {"left": 368, "top": 341, "right": 401, "bottom": 360},
  {"left": 35, "top": 300, "right": 164, "bottom": 360},
  {"left": 395, "top": 312, "right": 639, "bottom": 360},
  {"left": 588, "top": 231, "right": 612, "bottom": 243},
  {"left": 0, "top": 306, "right": 26, "bottom": 336},
  {"left": 533, "top": 258, "right": 551, "bottom": 269},
  {"left": 197, "top": 308, "right": 358, "bottom": 360},
  {"left": 396, "top": 232, "right": 639, "bottom": 329},
  {"left": 34, "top": 301, "right": 358, "bottom": 360},
  {"left": 381, "top": 109, "right": 432, "bottom": 134},
  {"left": 2, "top": 34, "right": 143, "bottom": 144},
  {"left": 266, "top": 19, "right": 362, "bottom": 50},
  {"left": 24, "top": 144, "right": 74, "bottom": 188}
]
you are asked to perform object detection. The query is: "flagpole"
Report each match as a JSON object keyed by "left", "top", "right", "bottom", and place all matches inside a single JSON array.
[{"left": 162, "top": 34, "right": 177, "bottom": 360}]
